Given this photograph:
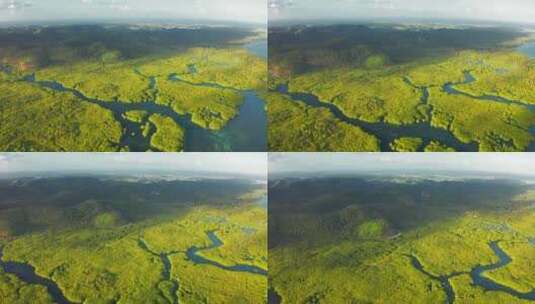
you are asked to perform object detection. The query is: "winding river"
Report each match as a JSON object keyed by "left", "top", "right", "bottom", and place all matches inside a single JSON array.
[
  {"left": 277, "top": 41, "right": 535, "bottom": 151},
  {"left": 410, "top": 241, "right": 535, "bottom": 304},
  {"left": 24, "top": 72, "right": 266, "bottom": 152},
  {"left": 409, "top": 255, "right": 460, "bottom": 304},
  {"left": 186, "top": 231, "right": 268, "bottom": 276},
  {"left": 268, "top": 287, "right": 283, "bottom": 304},
  {"left": 403, "top": 76, "right": 432, "bottom": 117},
  {"left": 3, "top": 41, "right": 267, "bottom": 152},
  {"left": 471, "top": 241, "right": 535, "bottom": 300},
  {"left": 167, "top": 72, "right": 267, "bottom": 152},
  {"left": 135, "top": 230, "right": 266, "bottom": 303},
  {"left": 138, "top": 239, "right": 181, "bottom": 304},
  {"left": 0, "top": 248, "right": 75, "bottom": 304},
  {"left": 0, "top": 229, "right": 266, "bottom": 304},
  {"left": 277, "top": 84, "right": 478, "bottom": 152},
  {"left": 443, "top": 71, "right": 535, "bottom": 112},
  {"left": 443, "top": 68, "right": 535, "bottom": 152}
]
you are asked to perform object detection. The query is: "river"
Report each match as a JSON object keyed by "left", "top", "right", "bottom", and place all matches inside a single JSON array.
[
  {"left": 410, "top": 240, "right": 535, "bottom": 304},
  {"left": 2, "top": 40, "right": 267, "bottom": 152},
  {"left": 470, "top": 241, "right": 535, "bottom": 300},
  {"left": 409, "top": 255, "right": 459, "bottom": 304},
  {"left": 277, "top": 41, "right": 535, "bottom": 151},
  {"left": 138, "top": 239, "right": 180, "bottom": 304},
  {"left": 268, "top": 287, "right": 283, "bottom": 304},
  {"left": 186, "top": 231, "right": 268, "bottom": 276},
  {"left": 443, "top": 71, "right": 535, "bottom": 112},
  {"left": 277, "top": 84, "right": 478, "bottom": 152},
  {"left": 0, "top": 248, "right": 75, "bottom": 304},
  {"left": 137, "top": 230, "right": 267, "bottom": 303},
  {"left": 518, "top": 42, "right": 535, "bottom": 59},
  {"left": 21, "top": 70, "right": 266, "bottom": 152},
  {"left": 185, "top": 90, "right": 267, "bottom": 152},
  {"left": 443, "top": 68, "right": 535, "bottom": 152},
  {"left": 137, "top": 229, "right": 268, "bottom": 304},
  {"left": 244, "top": 39, "right": 268, "bottom": 59}
]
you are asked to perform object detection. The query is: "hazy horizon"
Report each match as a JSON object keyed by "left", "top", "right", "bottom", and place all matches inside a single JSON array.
[
  {"left": 269, "top": 0, "right": 535, "bottom": 25},
  {"left": 0, "top": 0, "right": 266, "bottom": 25},
  {"left": 0, "top": 153, "right": 267, "bottom": 177},
  {"left": 269, "top": 153, "right": 535, "bottom": 177}
]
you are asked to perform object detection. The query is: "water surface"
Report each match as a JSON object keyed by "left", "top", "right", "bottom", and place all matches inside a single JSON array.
[
  {"left": 470, "top": 241, "right": 535, "bottom": 300},
  {"left": 186, "top": 231, "right": 267, "bottom": 276},
  {"left": 19, "top": 71, "right": 266, "bottom": 152},
  {"left": 278, "top": 84, "right": 478, "bottom": 152},
  {"left": 518, "top": 42, "right": 535, "bottom": 59},
  {"left": 268, "top": 287, "right": 282, "bottom": 304},
  {"left": 0, "top": 249, "right": 74, "bottom": 304},
  {"left": 244, "top": 39, "right": 268, "bottom": 59}
]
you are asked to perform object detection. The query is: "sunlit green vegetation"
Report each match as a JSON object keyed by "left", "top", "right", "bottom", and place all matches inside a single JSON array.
[
  {"left": 5, "top": 228, "right": 165, "bottom": 302},
  {"left": 37, "top": 61, "right": 151, "bottom": 102},
  {"left": 429, "top": 87, "right": 535, "bottom": 151},
  {"left": 481, "top": 208, "right": 535, "bottom": 294},
  {"left": 123, "top": 110, "right": 149, "bottom": 123},
  {"left": 455, "top": 52, "right": 535, "bottom": 103},
  {"left": 32, "top": 47, "right": 264, "bottom": 133},
  {"left": 267, "top": 92, "right": 380, "bottom": 151},
  {"left": 148, "top": 114, "right": 185, "bottom": 152},
  {"left": 390, "top": 137, "right": 423, "bottom": 152},
  {"left": 0, "top": 80, "right": 122, "bottom": 151},
  {"left": 0, "top": 176, "right": 267, "bottom": 303},
  {"left": 138, "top": 48, "right": 267, "bottom": 91},
  {"left": 484, "top": 241, "right": 535, "bottom": 293},
  {"left": 35, "top": 48, "right": 265, "bottom": 131},
  {"left": 270, "top": 244, "right": 446, "bottom": 303},
  {"left": 156, "top": 78, "right": 243, "bottom": 130},
  {"left": 452, "top": 274, "right": 531, "bottom": 304},
  {"left": 141, "top": 122, "right": 153, "bottom": 138},
  {"left": 0, "top": 269, "right": 53, "bottom": 304},
  {"left": 269, "top": 176, "right": 535, "bottom": 303},
  {"left": 268, "top": 23, "right": 535, "bottom": 151},
  {"left": 3, "top": 207, "right": 267, "bottom": 303},
  {"left": 355, "top": 219, "right": 388, "bottom": 238},
  {"left": 199, "top": 208, "right": 267, "bottom": 269},
  {"left": 173, "top": 252, "right": 266, "bottom": 303},
  {"left": 289, "top": 68, "right": 426, "bottom": 125},
  {"left": 424, "top": 141, "right": 457, "bottom": 152},
  {"left": 0, "top": 24, "right": 267, "bottom": 151}
]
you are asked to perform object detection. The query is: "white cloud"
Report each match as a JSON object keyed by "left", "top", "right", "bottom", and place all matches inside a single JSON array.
[
  {"left": 270, "top": 153, "right": 535, "bottom": 177},
  {"left": 1, "top": 0, "right": 266, "bottom": 23},
  {"left": 0, "top": 0, "right": 32, "bottom": 11},
  {"left": 1, "top": 153, "right": 267, "bottom": 177},
  {"left": 270, "top": 0, "right": 535, "bottom": 24},
  {"left": 80, "top": 0, "right": 130, "bottom": 11}
]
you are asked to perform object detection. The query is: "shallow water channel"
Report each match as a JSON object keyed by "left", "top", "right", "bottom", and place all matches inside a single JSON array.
[
  {"left": 0, "top": 248, "right": 75, "bottom": 304},
  {"left": 0, "top": 229, "right": 267, "bottom": 304},
  {"left": 278, "top": 41, "right": 535, "bottom": 151},
  {"left": 6, "top": 41, "right": 267, "bottom": 152},
  {"left": 277, "top": 84, "right": 478, "bottom": 152},
  {"left": 186, "top": 231, "right": 268, "bottom": 276},
  {"left": 411, "top": 241, "right": 535, "bottom": 304}
]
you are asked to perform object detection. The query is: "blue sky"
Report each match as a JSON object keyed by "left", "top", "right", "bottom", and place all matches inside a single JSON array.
[
  {"left": 0, "top": 0, "right": 266, "bottom": 24},
  {"left": 269, "top": 0, "right": 535, "bottom": 24},
  {"left": 0, "top": 153, "right": 267, "bottom": 176},
  {"left": 269, "top": 153, "right": 535, "bottom": 176}
]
